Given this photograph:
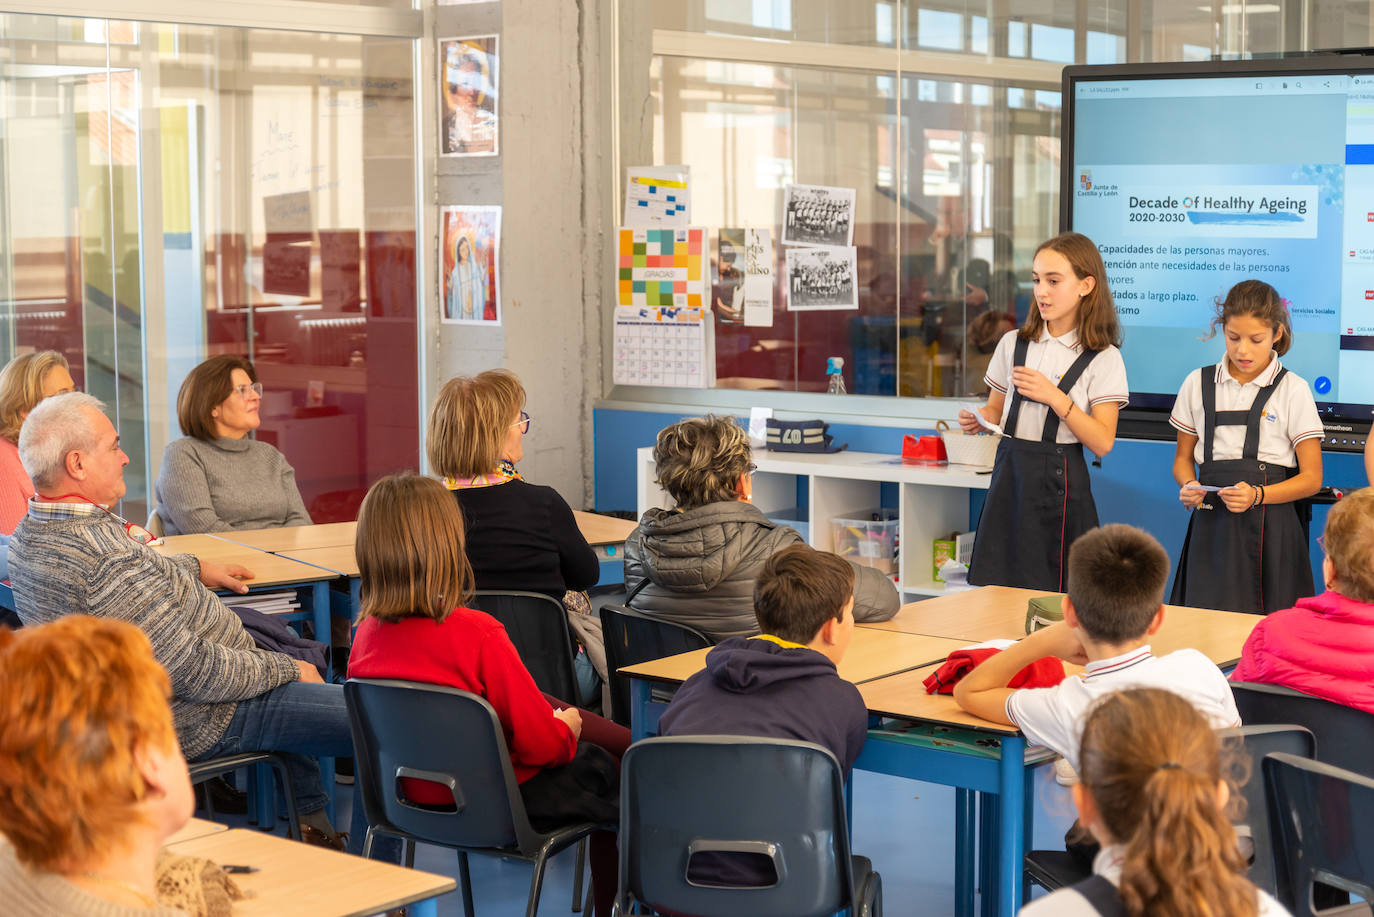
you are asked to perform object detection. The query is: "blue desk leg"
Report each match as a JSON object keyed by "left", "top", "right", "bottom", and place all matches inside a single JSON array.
[
  {"left": 305, "top": 581, "right": 337, "bottom": 825},
  {"left": 629, "top": 679, "right": 652, "bottom": 742},
  {"left": 979, "top": 793, "right": 997, "bottom": 917},
  {"left": 955, "top": 788, "right": 974, "bottom": 917},
  {"left": 996, "top": 735, "right": 1027, "bottom": 917},
  {"left": 409, "top": 898, "right": 438, "bottom": 917}
]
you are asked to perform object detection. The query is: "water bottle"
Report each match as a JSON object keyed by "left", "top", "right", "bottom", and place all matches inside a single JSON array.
[{"left": 826, "top": 356, "right": 846, "bottom": 395}]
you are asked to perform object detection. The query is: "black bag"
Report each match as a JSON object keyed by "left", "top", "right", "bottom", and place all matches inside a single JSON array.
[{"left": 764, "top": 418, "right": 847, "bottom": 454}]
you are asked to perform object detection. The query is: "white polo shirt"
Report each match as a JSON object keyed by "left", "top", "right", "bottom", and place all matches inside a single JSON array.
[
  {"left": 983, "top": 328, "right": 1129, "bottom": 445},
  {"left": 1005, "top": 645, "right": 1240, "bottom": 771},
  {"left": 1169, "top": 357, "right": 1323, "bottom": 467}
]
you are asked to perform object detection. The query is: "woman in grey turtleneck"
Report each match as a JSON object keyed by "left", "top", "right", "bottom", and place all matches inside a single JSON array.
[{"left": 154, "top": 355, "right": 311, "bottom": 536}]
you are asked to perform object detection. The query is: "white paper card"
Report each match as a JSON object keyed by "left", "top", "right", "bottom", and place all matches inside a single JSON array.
[
  {"left": 624, "top": 165, "right": 691, "bottom": 227},
  {"left": 742, "top": 228, "right": 774, "bottom": 327},
  {"left": 748, "top": 407, "right": 772, "bottom": 447}
]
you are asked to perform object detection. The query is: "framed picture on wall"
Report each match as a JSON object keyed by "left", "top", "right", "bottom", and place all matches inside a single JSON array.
[
  {"left": 439, "top": 35, "right": 498, "bottom": 157},
  {"left": 440, "top": 205, "right": 501, "bottom": 324}
]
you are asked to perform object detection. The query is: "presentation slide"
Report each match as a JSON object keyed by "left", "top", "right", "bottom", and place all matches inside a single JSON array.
[{"left": 1069, "top": 74, "right": 1374, "bottom": 414}]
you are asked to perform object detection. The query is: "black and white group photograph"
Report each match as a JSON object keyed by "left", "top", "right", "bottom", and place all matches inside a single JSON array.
[
  {"left": 785, "top": 245, "right": 858, "bottom": 310},
  {"left": 782, "top": 183, "right": 856, "bottom": 247}
]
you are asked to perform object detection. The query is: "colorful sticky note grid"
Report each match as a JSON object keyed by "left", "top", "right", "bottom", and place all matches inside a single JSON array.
[{"left": 617, "top": 227, "right": 706, "bottom": 309}]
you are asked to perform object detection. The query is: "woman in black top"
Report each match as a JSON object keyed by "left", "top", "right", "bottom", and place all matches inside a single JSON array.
[{"left": 426, "top": 370, "right": 603, "bottom": 681}]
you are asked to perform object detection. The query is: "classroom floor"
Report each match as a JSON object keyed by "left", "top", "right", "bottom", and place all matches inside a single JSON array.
[{"left": 214, "top": 763, "right": 1075, "bottom": 916}]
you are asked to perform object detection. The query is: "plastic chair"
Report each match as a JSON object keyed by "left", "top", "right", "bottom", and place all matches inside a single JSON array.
[
  {"left": 617, "top": 735, "right": 881, "bottom": 917},
  {"left": 1264, "top": 752, "right": 1374, "bottom": 917},
  {"left": 145, "top": 507, "right": 165, "bottom": 538},
  {"left": 469, "top": 591, "right": 578, "bottom": 702},
  {"left": 598, "top": 603, "right": 713, "bottom": 726},
  {"left": 1023, "top": 724, "right": 1316, "bottom": 896},
  {"left": 345, "top": 678, "right": 606, "bottom": 917},
  {"left": 187, "top": 751, "right": 300, "bottom": 840},
  {"left": 1231, "top": 681, "right": 1374, "bottom": 777}
]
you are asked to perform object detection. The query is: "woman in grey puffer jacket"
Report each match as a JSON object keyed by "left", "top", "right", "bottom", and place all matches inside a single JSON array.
[{"left": 624, "top": 416, "right": 899, "bottom": 642}]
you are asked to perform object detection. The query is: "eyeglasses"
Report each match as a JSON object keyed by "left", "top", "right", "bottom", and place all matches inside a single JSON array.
[
  {"left": 233, "top": 382, "right": 264, "bottom": 401},
  {"left": 511, "top": 411, "right": 531, "bottom": 434},
  {"left": 1317, "top": 534, "right": 1326, "bottom": 552},
  {"left": 747, "top": 463, "right": 758, "bottom": 477}
]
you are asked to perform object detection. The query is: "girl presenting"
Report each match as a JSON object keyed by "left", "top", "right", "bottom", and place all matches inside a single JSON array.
[
  {"left": 960, "top": 232, "right": 1128, "bottom": 591},
  {"left": 1170, "top": 280, "right": 1322, "bottom": 614}
]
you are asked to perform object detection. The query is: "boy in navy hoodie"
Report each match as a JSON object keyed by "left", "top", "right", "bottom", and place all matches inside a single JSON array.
[{"left": 658, "top": 543, "right": 868, "bottom": 777}]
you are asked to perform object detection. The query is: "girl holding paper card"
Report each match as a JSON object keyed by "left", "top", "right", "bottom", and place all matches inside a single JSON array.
[
  {"left": 1169, "top": 280, "right": 1323, "bottom": 614},
  {"left": 959, "top": 232, "right": 1128, "bottom": 592}
]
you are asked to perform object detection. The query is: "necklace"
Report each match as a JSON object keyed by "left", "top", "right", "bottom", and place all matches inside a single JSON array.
[{"left": 75, "top": 872, "right": 159, "bottom": 909}]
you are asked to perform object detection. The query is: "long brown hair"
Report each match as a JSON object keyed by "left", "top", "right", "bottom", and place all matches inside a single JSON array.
[
  {"left": 355, "top": 473, "right": 474, "bottom": 623},
  {"left": 1020, "top": 232, "right": 1122, "bottom": 351},
  {"left": 1202, "top": 279, "right": 1292, "bottom": 356},
  {"left": 1078, "top": 688, "right": 1257, "bottom": 917}
]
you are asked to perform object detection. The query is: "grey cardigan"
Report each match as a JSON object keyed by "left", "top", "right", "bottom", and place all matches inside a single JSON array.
[
  {"left": 155, "top": 435, "right": 311, "bottom": 535},
  {"left": 9, "top": 512, "right": 300, "bottom": 758},
  {"left": 623, "top": 501, "right": 899, "bottom": 642}
]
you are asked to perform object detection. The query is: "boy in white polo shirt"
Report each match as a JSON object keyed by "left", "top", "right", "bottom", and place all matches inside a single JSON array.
[{"left": 953, "top": 523, "right": 1239, "bottom": 772}]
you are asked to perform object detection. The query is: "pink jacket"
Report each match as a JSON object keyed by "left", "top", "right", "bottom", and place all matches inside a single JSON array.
[
  {"left": 0, "top": 439, "right": 33, "bottom": 536},
  {"left": 1231, "top": 590, "right": 1374, "bottom": 715}
]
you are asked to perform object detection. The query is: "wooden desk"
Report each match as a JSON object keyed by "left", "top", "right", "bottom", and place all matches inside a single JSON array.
[
  {"left": 212, "top": 522, "right": 358, "bottom": 552},
  {"left": 164, "top": 829, "right": 455, "bottom": 917},
  {"left": 858, "top": 665, "right": 1020, "bottom": 734},
  {"left": 622, "top": 629, "right": 970, "bottom": 689},
  {"left": 152, "top": 536, "right": 340, "bottom": 590},
  {"left": 865, "top": 585, "right": 1260, "bottom": 668},
  {"left": 165, "top": 817, "right": 228, "bottom": 845},
  {"left": 574, "top": 510, "right": 637, "bottom": 547},
  {"left": 288, "top": 545, "right": 359, "bottom": 578}
]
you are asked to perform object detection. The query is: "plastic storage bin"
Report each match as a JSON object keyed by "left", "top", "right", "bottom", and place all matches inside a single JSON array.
[
  {"left": 765, "top": 507, "right": 810, "bottom": 543},
  {"left": 832, "top": 509, "right": 899, "bottom": 575}
]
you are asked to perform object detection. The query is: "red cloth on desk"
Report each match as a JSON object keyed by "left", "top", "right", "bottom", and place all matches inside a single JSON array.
[{"left": 923, "top": 646, "right": 1067, "bottom": 695}]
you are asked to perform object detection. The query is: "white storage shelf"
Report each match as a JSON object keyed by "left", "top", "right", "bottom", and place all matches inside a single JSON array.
[{"left": 636, "top": 447, "right": 991, "bottom": 599}]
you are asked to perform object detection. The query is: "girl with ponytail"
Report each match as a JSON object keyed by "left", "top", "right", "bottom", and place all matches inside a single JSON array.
[{"left": 1018, "top": 687, "right": 1290, "bottom": 916}]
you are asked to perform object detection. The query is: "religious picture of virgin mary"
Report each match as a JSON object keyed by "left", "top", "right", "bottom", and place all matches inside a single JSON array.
[{"left": 440, "top": 204, "right": 501, "bottom": 324}]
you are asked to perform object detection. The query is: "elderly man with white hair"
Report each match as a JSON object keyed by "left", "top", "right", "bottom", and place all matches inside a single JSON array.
[{"left": 7, "top": 392, "right": 378, "bottom": 855}]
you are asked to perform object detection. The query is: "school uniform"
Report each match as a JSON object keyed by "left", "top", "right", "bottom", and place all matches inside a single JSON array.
[
  {"left": 1017, "top": 844, "right": 1292, "bottom": 916},
  {"left": 967, "top": 328, "right": 1128, "bottom": 592},
  {"left": 1168, "top": 357, "right": 1322, "bottom": 614},
  {"left": 1006, "top": 644, "right": 1240, "bottom": 771}
]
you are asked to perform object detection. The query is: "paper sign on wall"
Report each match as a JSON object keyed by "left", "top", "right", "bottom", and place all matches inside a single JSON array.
[
  {"left": 742, "top": 228, "right": 774, "bottom": 327},
  {"left": 624, "top": 165, "right": 691, "bottom": 227},
  {"left": 617, "top": 226, "right": 706, "bottom": 309},
  {"left": 613, "top": 306, "right": 715, "bottom": 388}
]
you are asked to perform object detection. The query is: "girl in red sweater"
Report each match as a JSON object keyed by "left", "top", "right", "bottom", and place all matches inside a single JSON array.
[{"left": 348, "top": 472, "right": 627, "bottom": 916}]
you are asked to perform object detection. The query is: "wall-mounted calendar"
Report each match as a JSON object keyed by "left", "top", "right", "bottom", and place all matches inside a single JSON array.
[{"left": 613, "top": 306, "right": 715, "bottom": 388}]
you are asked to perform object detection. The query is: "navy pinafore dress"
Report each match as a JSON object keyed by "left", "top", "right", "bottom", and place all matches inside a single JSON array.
[
  {"left": 1169, "top": 364, "right": 1313, "bottom": 614},
  {"left": 967, "top": 336, "right": 1103, "bottom": 592}
]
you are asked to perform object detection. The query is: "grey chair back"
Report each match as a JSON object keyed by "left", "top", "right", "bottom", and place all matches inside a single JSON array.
[
  {"left": 1216, "top": 724, "right": 1315, "bottom": 895},
  {"left": 469, "top": 591, "right": 578, "bottom": 701},
  {"left": 599, "top": 602, "right": 712, "bottom": 726},
  {"left": 1264, "top": 752, "right": 1374, "bottom": 917},
  {"left": 618, "top": 735, "right": 877, "bottom": 917},
  {"left": 1231, "top": 681, "right": 1374, "bottom": 777}
]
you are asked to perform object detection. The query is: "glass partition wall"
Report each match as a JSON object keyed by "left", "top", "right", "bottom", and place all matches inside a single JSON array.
[
  {"left": 0, "top": 13, "right": 420, "bottom": 523},
  {"left": 621, "top": 0, "right": 1374, "bottom": 399}
]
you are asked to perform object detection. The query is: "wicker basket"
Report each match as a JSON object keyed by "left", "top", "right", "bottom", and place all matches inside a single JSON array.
[{"left": 937, "top": 419, "right": 999, "bottom": 468}]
